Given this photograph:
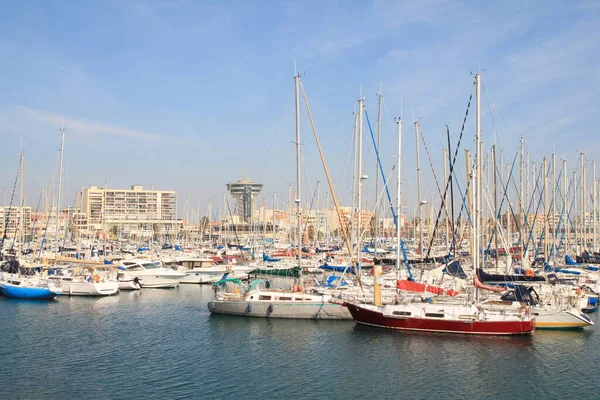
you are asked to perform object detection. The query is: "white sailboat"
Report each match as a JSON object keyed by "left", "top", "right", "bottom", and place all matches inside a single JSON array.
[{"left": 208, "top": 73, "right": 352, "bottom": 319}]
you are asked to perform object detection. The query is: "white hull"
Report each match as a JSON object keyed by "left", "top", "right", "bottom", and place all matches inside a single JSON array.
[
  {"left": 208, "top": 290, "right": 352, "bottom": 319},
  {"left": 533, "top": 308, "right": 594, "bottom": 329},
  {"left": 61, "top": 280, "right": 119, "bottom": 296},
  {"left": 181, "top": 269, "right": 227, "bottom": 284},
  {"left": 136, "top": 275, "right": 184, "bottom": 288},
  {"left": 118, "top": 279, "right": 141, "bottom": 290}
]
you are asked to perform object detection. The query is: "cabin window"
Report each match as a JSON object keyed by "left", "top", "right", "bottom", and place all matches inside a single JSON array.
[
  {"left": 425, "top": 313, "right": 445, "bottom": 318},
  {"left": 392, "top": 311, "right": 411, "bottom": 316},
  {"left": 259, "top": 295, "right": 272, "bottom": 301},
  {"left": 278, "top": 297, "right": 292, "bottom": 301}
]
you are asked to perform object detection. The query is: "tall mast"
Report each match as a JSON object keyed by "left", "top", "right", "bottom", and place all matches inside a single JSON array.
[
  {"left": 374, "top": 91, "right": 383, "bottom": 255},
  {"left": 465, "top": 149, "right": 472, "bottom": 258},
  {"left": 563, "top": 160, "right": 568, "bottom": 255},
  {"left": 474, "top": 73, "right": 482, "bottom": 299},
  {"left": 493, "top": 145, "right": 498, "bottom": 270},
  {"left": 415, "top": 121, "right": 423, "bottom": 261},
  {"left": 18, "top": 150, "right": 24, "bottom": 254},
  {"left": 519, "top": 137, "right": 524, "bottom": 261},
  {"left": 443, "top": 147, "right": 450, "bottom": 255},
  {"left": 543, "top": 157, "right": 549, "bottom": 261},
  {"left": 396, "top": 118, "right": 402, "bottom": 275},
  {"left": 272, "top": 192, "right": 276, "bottom": 245},
  {"left": 55, "top": 123, "right": 65, "bottom": 255},
  {"left": 594, "top": 160, "right": 597, "bottom": 252},
  {"left": 356, "top": 98, "right": 364, "bottom": 269},
  {"left": 580, "top": 153, "right": 585, "bottom": 253},
  {"left": 294, "top": 73, "right": 302, "bottom": 269},
  {"left": 552, "top": 152, "right": 556, "bottom": 263}
]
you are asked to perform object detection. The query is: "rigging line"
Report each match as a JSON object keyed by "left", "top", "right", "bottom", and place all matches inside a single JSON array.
[
  {"left": 363, "top": 109, "right": 397, "bottom": 224},
  {"left": 25, "top": 188, "right": 45, "bottom": 252},
  {"left": 224, "top": 195, "right": 246, "bottom": 262},
  {"left": 419, "top": 127, "right": 448, "bottom": 217},
  {"left": 299, "top": 81, "right": 361, "bottom": 288},
  {"left": 426, "top": 90, "right": 473, "bottom": 258},
  {"left": 335, "top": 110, "right": 359, "bottom": 205},
  {"left": 0, "top": 156, "right": 21, "bottom": 257},
  {"left": 484, "top": 149, "right": 519, "bottom": 253},
  {"left": 258, "top": 93, "right": 291, "bottom": 182}
]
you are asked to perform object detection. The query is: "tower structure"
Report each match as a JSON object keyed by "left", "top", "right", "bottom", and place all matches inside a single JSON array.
[{"left": 226, "top": 176, "right": 263, "bottom": 222}]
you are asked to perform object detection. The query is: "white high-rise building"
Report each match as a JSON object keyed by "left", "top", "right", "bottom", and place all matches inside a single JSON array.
[{"left": 82, "top": 185, "right": 179, "bottom": 238}]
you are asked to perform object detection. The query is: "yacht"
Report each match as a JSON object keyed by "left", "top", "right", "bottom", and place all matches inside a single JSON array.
[{"left": 120, "top": 259, "right": 185, "bottom": 288}]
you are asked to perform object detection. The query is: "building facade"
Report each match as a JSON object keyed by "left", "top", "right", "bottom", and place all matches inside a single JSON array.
[{"left": 82, "top": 185, "right": 179, "bottom": 238}]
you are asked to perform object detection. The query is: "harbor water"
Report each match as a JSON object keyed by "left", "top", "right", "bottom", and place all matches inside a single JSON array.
[{"left": 1, "top": 284, "right": 599, "bottom": 399}]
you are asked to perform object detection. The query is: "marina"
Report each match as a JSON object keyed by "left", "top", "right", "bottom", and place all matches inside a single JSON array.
[
  {"left": 1, "top": 285, "right": 599, "bottom": 399},
  {"left": 2, "top": 1, "right": 600, "bottom": 398}
]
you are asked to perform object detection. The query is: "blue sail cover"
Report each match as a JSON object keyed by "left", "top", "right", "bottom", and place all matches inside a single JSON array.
[
  {"left": 262, "top": 253, "right": 281, "bottom": 262},
  {"left": 565, "top": 255, "right": 581, "bottom": 266},
  {"left": 443, "top": 260, "right": 467, "bottom": 279}
]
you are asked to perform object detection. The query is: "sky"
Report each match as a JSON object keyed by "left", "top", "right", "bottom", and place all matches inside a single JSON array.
[{"left": 0, "top": 0, "right": 599, "bottom": 220}]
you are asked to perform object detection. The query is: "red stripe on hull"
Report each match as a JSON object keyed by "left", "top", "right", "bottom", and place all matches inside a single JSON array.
[{"left": 345, "top": 304, "right": 534, "bottom": 336}]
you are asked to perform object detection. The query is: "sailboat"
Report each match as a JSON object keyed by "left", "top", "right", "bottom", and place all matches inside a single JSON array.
[
  {"left": 0, "top": 152, "right": 62, "bottom": 300},
  {"left": 344, "top": 74, "right": 535, "bottom": 335},
  {"left": 208, "top": 73, "right": 351, "bottom": 320}
]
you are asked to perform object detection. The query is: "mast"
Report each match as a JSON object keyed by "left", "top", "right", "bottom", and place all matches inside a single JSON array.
[
  {"left": 552, "top": 152, "right": 556, "bottom": 263},
  {"left": 18, "top": 150, "right": 24, "bottom": 254},
  {"left": 351, "top": 113, "right": 358, "bottom": 246},
  {"left": 374, "top": 91, "right": 382, "bottom": 255},
  {"left": 543, "top": 157, "right": 549, "bottom": 261},
  {"left": 465, "top": 149, "right": 472, "bottom": 258},
  {"left": 415, "top": 121, "right": 424, "bottom": 261},
  {"left": 594, "top": 160, "right": 597, "bottom": 252},
  {"left": 563, "top": 160, "right": 568, "bottom": 255},
  {"left": 294, "top": 73, "right": 302, "bottom": 270},
  {"left": 519, "top": 137, "right": 524, "bottom": 262},
  {"left": 356, "top": 98, "right": 364, "bottom": 270},
  {"left": 474, "top": 73, "right": 482, "bottom": 300},
  {"left": 443, "top": 147, "right": 450, "bottom": 255},
  {"left": 395, "top": 118, "right": 402, "bottom": 276},
  {"left": 55, "top": 123, "right": 65, "bottom": 255},
  {"left": 493, "top": 145, "right": 498, "bottom": 270},
  {"left": 580, "top": 153, "right": 585, "bottom": 253},
  {"left": 272, "top": 192, "right": 276, "bottom": 245}
]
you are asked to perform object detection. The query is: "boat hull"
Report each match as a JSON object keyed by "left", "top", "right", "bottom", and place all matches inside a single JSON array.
[
  {"left": 208, "top": 300, "right": 352, "bottom": 320},
  {"left": 51, "top": 279, "right": 119, "bottom": 296},
  {"left": 181, "top": 270, "right": 227, "bottom": 284},
  {"left": 0, "top": 283, "right": 60, "bottom": 300},
  {"left": 344, "top": 303, "right": 535, "bottom": 335},
  {"left": 533, "top": 309, "right": 593, "bottom": 330}
]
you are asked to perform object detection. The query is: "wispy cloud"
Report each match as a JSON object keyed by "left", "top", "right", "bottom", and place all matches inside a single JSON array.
[{"left": 22, "top": 107, "right": 164, "bottom": 140}]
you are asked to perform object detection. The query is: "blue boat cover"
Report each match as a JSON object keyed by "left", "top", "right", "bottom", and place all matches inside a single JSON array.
[
  {"left": 443, "top": 260, "right": 467, "bottom": 279},
  {"left": 565, "top": 255, "right": 581, "bottom": 266},
  {"left": 262, "top": 253, "right": 281, "bottom": 262}
]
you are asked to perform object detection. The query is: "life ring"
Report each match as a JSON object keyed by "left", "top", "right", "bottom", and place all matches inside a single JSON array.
[
  {"left": 577, "top": 287, "right": 582, "bottom": 296},
  {"left": 92, "top": 274, "right": 101, "bottom": 283}
]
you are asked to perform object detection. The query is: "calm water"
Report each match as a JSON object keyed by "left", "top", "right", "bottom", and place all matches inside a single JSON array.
[{"left": 1, "top": 285, "right": 599, "bottom": 399}]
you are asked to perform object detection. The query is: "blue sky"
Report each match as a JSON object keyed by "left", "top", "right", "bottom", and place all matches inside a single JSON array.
[{"left": 0, "top": 0, "right": 598, "bottom": 219}]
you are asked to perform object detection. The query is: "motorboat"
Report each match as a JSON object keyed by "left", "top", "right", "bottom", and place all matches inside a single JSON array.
[
  {"left": 176, "top": 258, "right": 228, "bottom": 284},
  {"left": 119, "top": 259, "right": 185, "bottom": 288}
]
